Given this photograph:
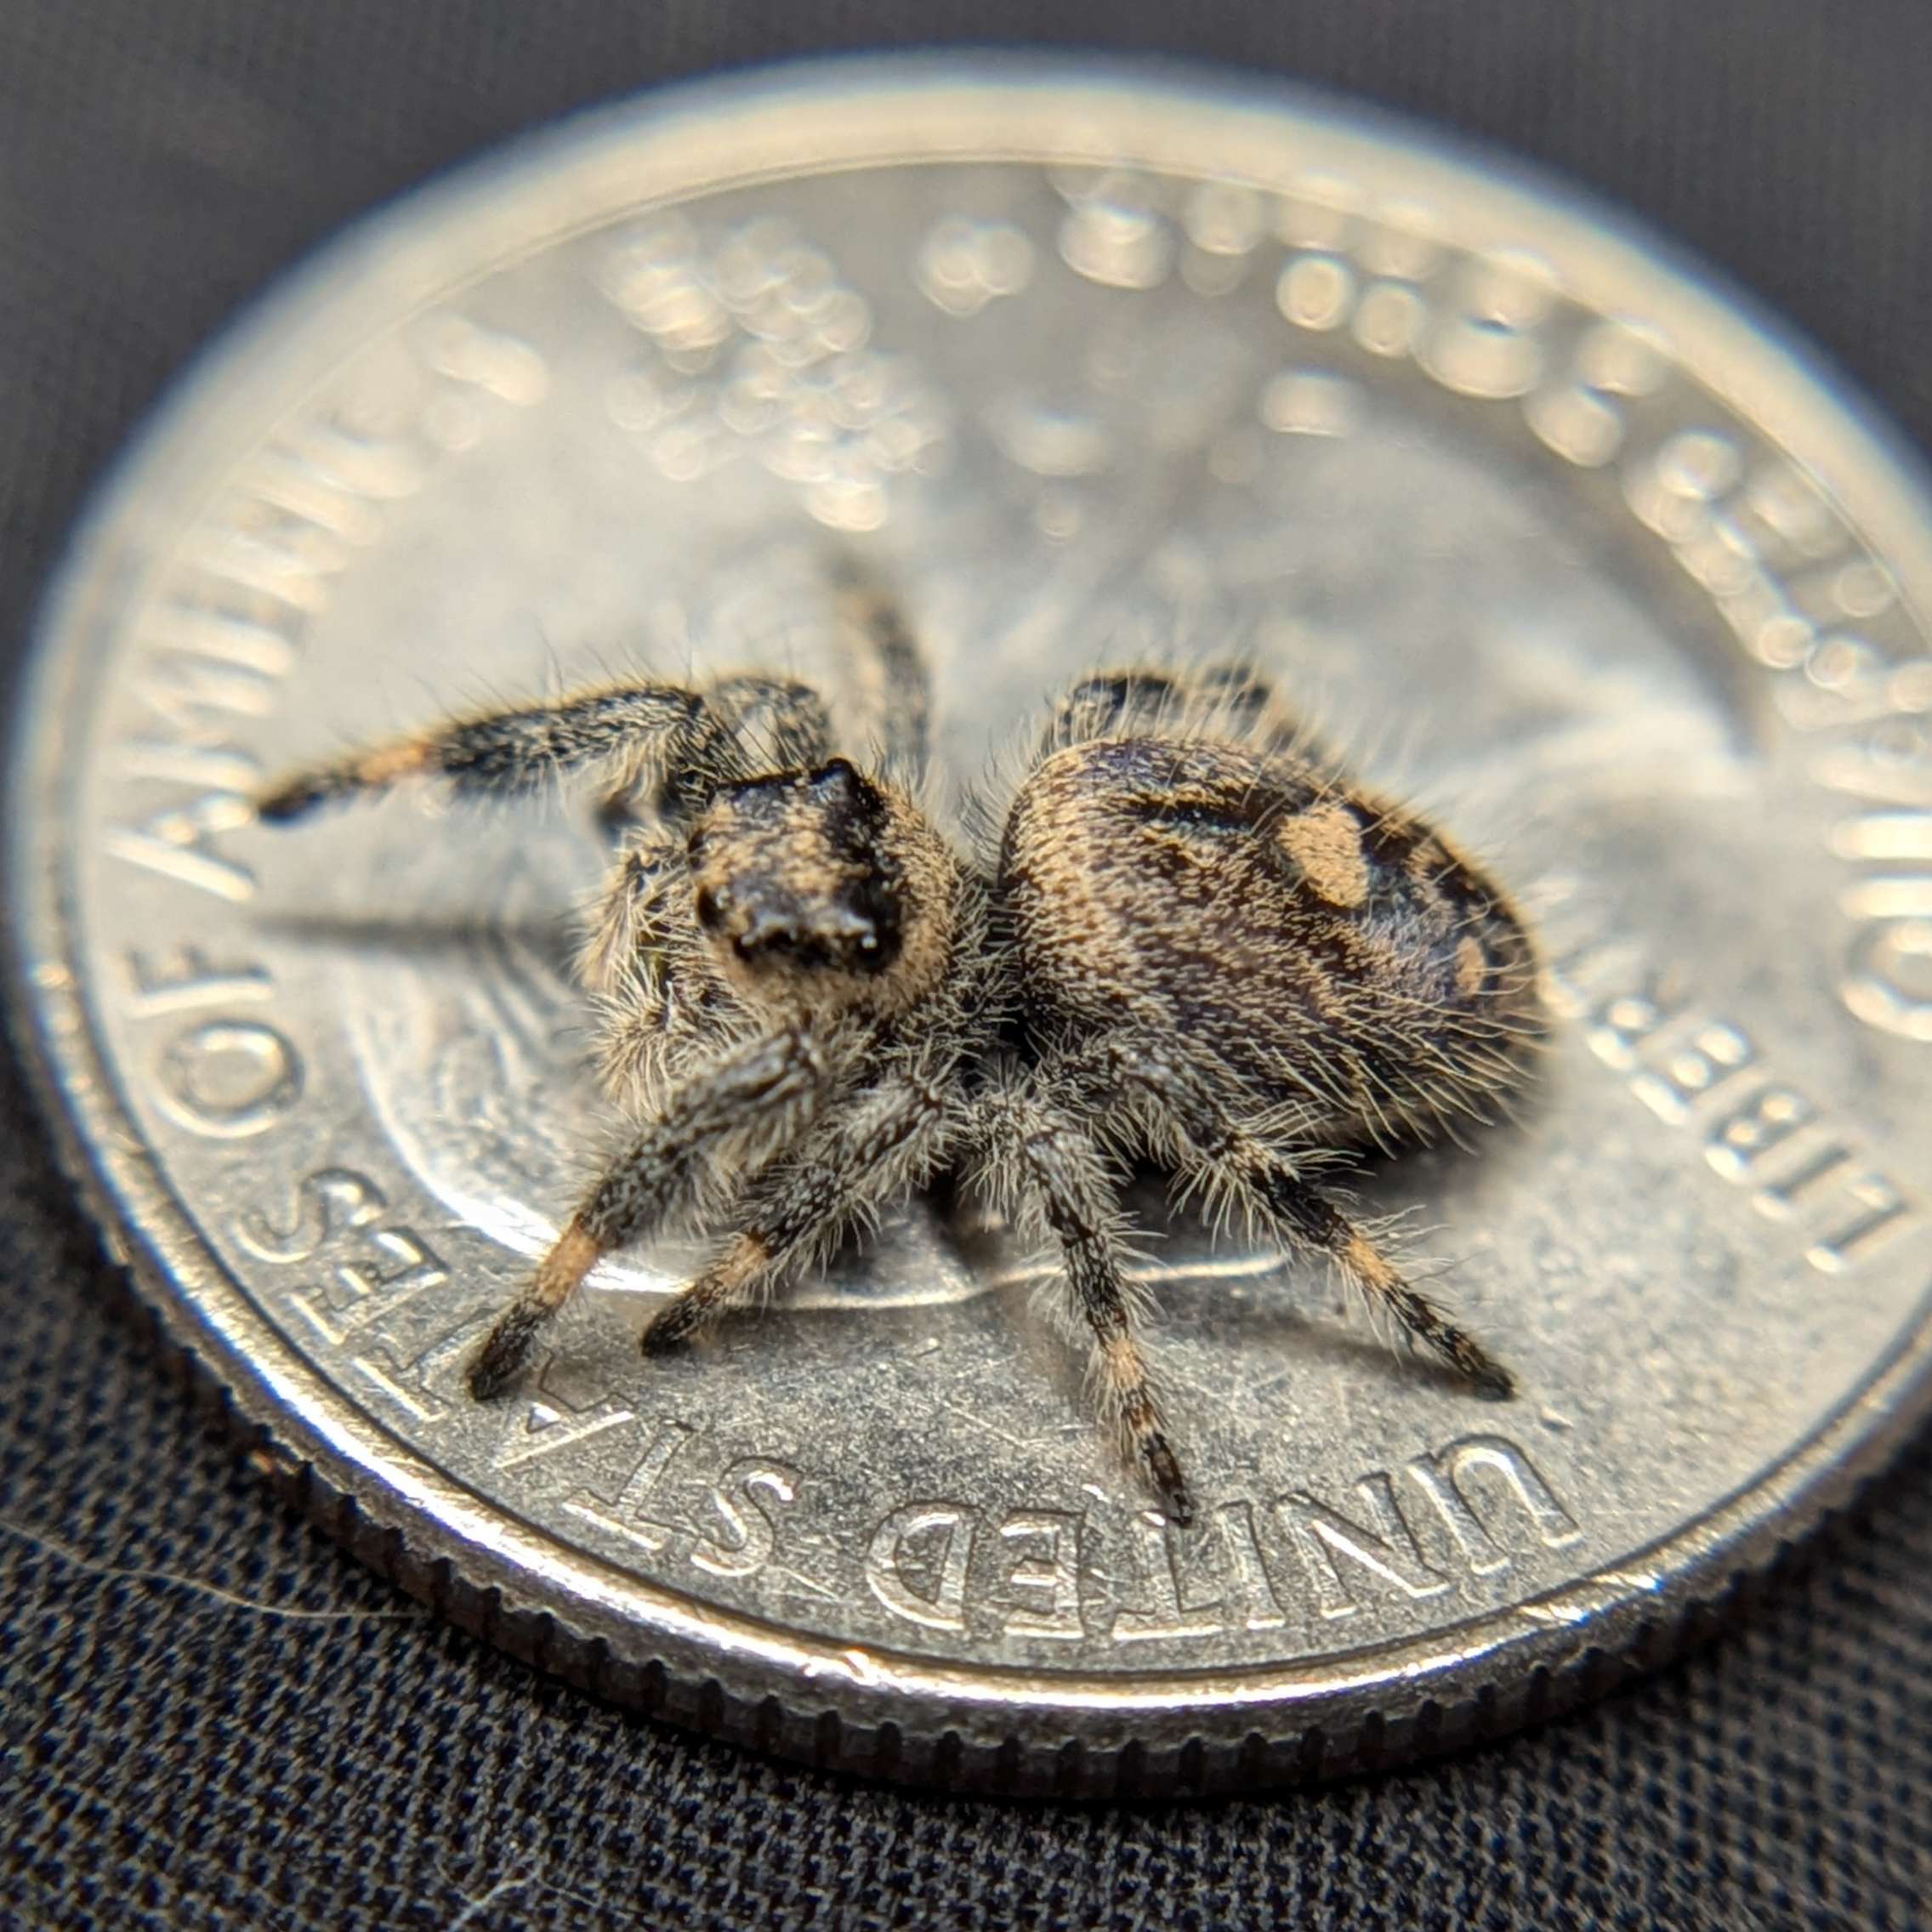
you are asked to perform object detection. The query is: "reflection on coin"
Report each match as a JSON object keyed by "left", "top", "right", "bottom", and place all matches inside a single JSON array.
[{"left": 12, "top": 56, "right": 1932, "bottom": 1795}]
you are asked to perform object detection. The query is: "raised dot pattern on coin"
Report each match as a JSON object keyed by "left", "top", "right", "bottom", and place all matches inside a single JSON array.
[{"left": 12, "top": 62, "right": 1932, "bottom": 1793}]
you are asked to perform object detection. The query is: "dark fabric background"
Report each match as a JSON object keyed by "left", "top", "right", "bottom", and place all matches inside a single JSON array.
[{"left": 3, "top": 4, "right": 1930, "bottom": 1928}]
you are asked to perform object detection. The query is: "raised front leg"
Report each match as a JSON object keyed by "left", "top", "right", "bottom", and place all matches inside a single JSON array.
[{"left": 256, "top": 673, "right": 832, "bottom": 824}]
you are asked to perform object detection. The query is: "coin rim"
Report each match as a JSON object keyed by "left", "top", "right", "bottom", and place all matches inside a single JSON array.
[{"left": 10, "top": 53, "right": 1932, "bottom": 1793}]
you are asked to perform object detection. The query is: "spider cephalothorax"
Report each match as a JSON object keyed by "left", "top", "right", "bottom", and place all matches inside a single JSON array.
[{"left": 258, "top": 583, "right": 1541, "bottom": 1524}]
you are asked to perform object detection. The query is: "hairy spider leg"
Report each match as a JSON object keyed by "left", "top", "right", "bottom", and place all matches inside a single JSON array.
[
  {"left": 617, "top": 674, "right": 836, "bottom": 831},
  {"left": 640, "top": 1046, "right": 964, "bottom": 1356},
  {"left": 254, "top": 674, "right": 832, "bottom": 824},
  {"left": 576, "top": 831, "right": 687, "bottom": 997},
  {"left": 1061, "top": 1032, "right": 1514, "bottom": 1398},
  {"left": 969, "top": 1076, "right": 1195, "bottom": 1528},
  {"left": 1043, "top": 662, "right": 1299, "bottom": 756},
  {"left": 830, "top": 563, "right": 932, "bottom": 775},
  {"left": 467, "top": 1024, "right": 846, "bottom": 1399},
  {"left": 577, "top": 830, "right": 744, "bottom": 1115}
]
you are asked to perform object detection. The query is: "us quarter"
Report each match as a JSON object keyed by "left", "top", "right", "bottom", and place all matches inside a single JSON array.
[{"left": 12, "top": 56, "right": 1932, "bottom": 1795}]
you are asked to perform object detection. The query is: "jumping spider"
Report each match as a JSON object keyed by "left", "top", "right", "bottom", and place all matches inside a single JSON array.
[{"left": 258, "top": 577, "right": 1541, "bottom": 1524}]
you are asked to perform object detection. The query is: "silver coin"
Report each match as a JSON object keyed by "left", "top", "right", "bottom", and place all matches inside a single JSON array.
[{"left": 12, "top": 54, "right": 1932, "bottom": 1796}]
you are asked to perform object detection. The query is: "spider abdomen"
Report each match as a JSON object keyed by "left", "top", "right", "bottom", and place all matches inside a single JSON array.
[{"left": 999, "top": 736, "right": 1540, "bottom": 1145}]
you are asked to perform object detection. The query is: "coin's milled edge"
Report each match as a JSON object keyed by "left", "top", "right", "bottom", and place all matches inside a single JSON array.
[
  {"left": 5, "top": 969, "right": 1921, "bottom": 1796},
  {"left": 9, "top": 54, "right": 1932, "bottom": 1795}
]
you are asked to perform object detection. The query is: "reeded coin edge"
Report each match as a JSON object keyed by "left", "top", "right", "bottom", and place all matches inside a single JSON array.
[
  {"left": 9, "top": 1019, "right": 1921, "bottom": 1796},
  {"left": 10, "top": 55, "right": 1932, "bottom": 1796}
]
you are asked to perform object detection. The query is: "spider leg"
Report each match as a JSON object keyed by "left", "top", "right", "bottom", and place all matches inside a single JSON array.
[
  {"left": 258, "top": 680, "right": 708, "bottom": 821},
  {"left": 1044, "top": 662, "right": 1296, "bottom": 754},
  {"left": 1251, "top": 1173, "right": 1514, "bottom": 1395},
  {"left": 467, "top": 1023, "right": 850, "bottom": 1399},
  {"left": 969, "top": 1077, "right": 1194, "bottom": 1526},
  {"left": 577, "top": 832, "right": 732, "bottom": 1111},
  {"left": 628, "top": 674, "right": 834, "bottom": 828},
  {"left": 256, "top": 673, "right": 832, "bottom": 824},
  {"left": 639, "top": 1046, "right": 961, "bottom": 1355},
  {"left": 1047, "top": 670, "right": 1193, "bottom": 749},
  {"left": 831, "top": 564, "right": 930, "bottom": 774},
  {"left": 576, "top": 831, "right": 685, "bottom": 997},
  {"left": 1065, "top": 1035, "right": 1514, "bottom": 1397}
]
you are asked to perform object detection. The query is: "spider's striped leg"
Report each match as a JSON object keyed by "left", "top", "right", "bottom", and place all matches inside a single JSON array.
[
  {"left": 1065, "top": 1033, "right": 1514, "bottom": 1398},
  {"left": 830, "top": 564, "right": 932, "bottom": 775},
  {"left": 639, "top": 1046, "right": 962, "bottom": 1355},
  {"left": 969, "top": 1073, "right": 1194, "bottom": 1526},
  {"left": 467, "top": 1023, "right": 847, "bottom": 1399},
  {"left": 1255, "top": 1176, "right": 1514, "bottom": 1395},
  {"left": 255, "top": 673, "right": 832, "bottom": 825},
  {"left": 258, "top": 680, "right": 711, "bottom": 822}
]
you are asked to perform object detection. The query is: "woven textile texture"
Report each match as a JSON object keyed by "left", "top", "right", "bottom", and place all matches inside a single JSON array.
[{"left": 3, "top": 3, "right": 1929, "bottom": 1928}]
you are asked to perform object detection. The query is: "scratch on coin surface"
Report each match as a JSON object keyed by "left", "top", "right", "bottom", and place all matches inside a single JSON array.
[
  {"left": 1511, "top": 1570, "right": 1662, "bottom": 1631},
  {"left": 1594, "top": 1568, "right": 1666, "bottom": 1595},
  {"left": 934, "top": 1391, "right": 1034, "bottom": 1452},
  {"left": 1241, "top": 1366, "right": 1293, "bottom": 1407},
  {"left": 771, "top": 1563, "right": 841, "bottom": 1604},
  {"left": 0, "top": 1514, "right": 421, "bottom": 1624}
]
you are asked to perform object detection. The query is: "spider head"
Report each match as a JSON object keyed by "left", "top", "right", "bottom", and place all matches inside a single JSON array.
[{"left": 687, "top": 759, "right": 950, "bottom": 1015}]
